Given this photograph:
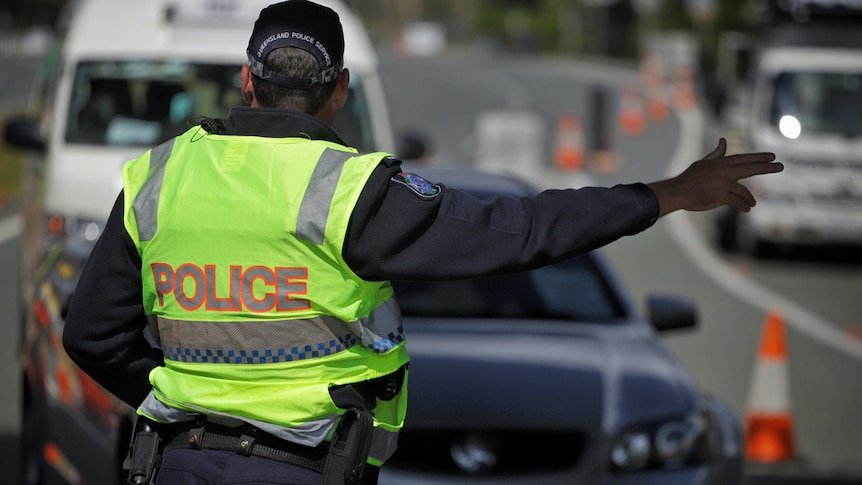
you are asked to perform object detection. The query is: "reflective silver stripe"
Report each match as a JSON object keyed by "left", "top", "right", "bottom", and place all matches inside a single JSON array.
[
  {"left": 138, "top": 392, "right": 338, "bottom": 447},
  {"left": 370, "top": 427, "right": 400, "bottom": 463},
  {"left": 158, "top": 314, "right": 361, "bottom": 364},
  {"left": 295, "top": 148, "right": 354, "bottom": 245},
  {"left": 156, "top": 296, "right": 404, "bottom": 363},
  {"left": 139, "top": 390, "right": 399, "bottom": 456},
  {"left": 133, "top": 138, "right": 175, "bottom": 241},
  {"left": 359, "top": 296, "right": 405, "bottom": 352}
]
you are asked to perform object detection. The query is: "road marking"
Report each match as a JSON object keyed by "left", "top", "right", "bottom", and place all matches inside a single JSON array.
[
  {"left": 0, "top": 214, "right": 22, "bottom": 245},
  {"left": 666, "top": 108, "right": 862, "bottom": 363}
]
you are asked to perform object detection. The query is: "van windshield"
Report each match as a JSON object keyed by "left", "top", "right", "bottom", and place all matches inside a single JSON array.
[
  {"left": 65, "top": 60, "right": 376, "bottom": 151},
  {"left": 769, "top": 70, "right": 862, "bottom": 139},
  {"left": 65, "top": 61, "right": 241, "bottom": 146}
]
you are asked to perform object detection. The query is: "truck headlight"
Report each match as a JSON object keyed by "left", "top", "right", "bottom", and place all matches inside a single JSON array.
[{"left": 610, "top": 414, "right": 708, "bottom": 472}]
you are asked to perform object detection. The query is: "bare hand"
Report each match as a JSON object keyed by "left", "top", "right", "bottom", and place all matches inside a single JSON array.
[{"left": 647, "top": 138, "right": 782, "bottom": 217}]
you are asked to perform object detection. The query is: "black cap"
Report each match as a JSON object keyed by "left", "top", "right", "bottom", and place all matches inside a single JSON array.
[{"left": 247, "top": 0, "right": 344, "bottom": 89}]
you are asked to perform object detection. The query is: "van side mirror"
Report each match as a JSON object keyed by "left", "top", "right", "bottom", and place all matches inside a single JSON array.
[
  {"left": 4, "top": 117, "right": 45, "bottom": 152},
  {"left": 647, "top": 295, "right": 697, "bottom": 332}
]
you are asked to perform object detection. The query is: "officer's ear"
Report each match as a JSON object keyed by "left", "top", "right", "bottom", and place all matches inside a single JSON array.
[
  {"left": 335, "top": 68, "right": 350, "bottom": 109},
  {"left": 240, "top": 65, "right": 255, "bottom": 106}
]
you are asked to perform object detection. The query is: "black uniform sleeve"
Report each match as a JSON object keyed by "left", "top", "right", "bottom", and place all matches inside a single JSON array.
[
  {"left": 62, "top": 191, "right": 164, "bottom": 407},
  {"left": 344, "top": 164, "right": 659, "bottom": 281},
  {"left": 63, "top": 162, "right": 658, "bottom": 406}
]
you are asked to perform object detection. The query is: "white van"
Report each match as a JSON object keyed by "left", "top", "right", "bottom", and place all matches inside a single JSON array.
[
  {"left": 6, "top": 2, "right": 406, "bottom": 484},
  {"left": 8, "top": 0, "right": 398, "bottom": 242}
]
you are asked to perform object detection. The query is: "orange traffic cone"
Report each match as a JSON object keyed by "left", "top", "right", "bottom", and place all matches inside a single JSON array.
[
  {"left": 646, "top": 88, "right": 670, "bottom": 122},
  {"left": 671, "top": 66, "right": 697, "bottom": 111},
  {"left": 618, "top": 87, "right": 646, "bottom": 137},
  {"left": 553, "top": 114, "right": 584, "bottom": 171},
  {"left": 745, "top": 309, "right": 796, "bottom": 462},
  {"left": 639, "top": 54, "right": 664, "bottom": 87},
  {"left": 639, "top": 55, "right": 670, "bottom": 122}
]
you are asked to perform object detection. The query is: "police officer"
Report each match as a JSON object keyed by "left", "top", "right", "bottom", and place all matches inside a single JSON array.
[{"left": 62, "top": 1, "right": 782, "bottom": 484}]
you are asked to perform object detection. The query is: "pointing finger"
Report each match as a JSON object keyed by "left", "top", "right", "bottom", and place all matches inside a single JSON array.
[
  {"left": 724, "top": 152, "right": 778, "bottom": 165},
  {"left": 730, "top": 160, "right": 784, "bottom": 181}
]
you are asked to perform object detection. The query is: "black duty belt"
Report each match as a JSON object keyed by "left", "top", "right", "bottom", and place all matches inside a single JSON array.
[
  {"left": 153, "top": 366, "right": 407, "bottom": 477},
  {"left": 160, "top": 419, "right": 328, "bottom": 473}
]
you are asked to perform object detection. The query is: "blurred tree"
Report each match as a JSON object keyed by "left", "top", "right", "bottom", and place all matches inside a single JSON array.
[
  {"left": 472, "top": 0, "right": 638, "bottom": 57},
  {"left": 656, "top": 0, "right": 692, "bottom": 29},
  {"left": 0, "top": 0, "right": 69, "bottom": 30}
]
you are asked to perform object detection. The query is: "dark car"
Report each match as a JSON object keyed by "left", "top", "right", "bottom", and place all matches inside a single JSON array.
[{"left": 378, "top": 164, "right": 744, "bottom": 485}]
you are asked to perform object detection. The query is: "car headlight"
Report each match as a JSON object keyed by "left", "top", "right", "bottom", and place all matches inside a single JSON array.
[
  {"left": 610, "top": 414, "right": 708, "bottom": 472},
  {"left": 610, "top": 431, "right": 650, "bottom": 470}
]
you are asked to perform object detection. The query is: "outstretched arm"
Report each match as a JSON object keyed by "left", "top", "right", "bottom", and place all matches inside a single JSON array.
[{"left": 647, "top": 138, "right": 782, "bottom": 217}]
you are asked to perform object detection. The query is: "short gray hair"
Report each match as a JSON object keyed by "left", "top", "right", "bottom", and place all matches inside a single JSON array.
[{"left": 251, "top": 47, "right": 343, "bottom": 115}]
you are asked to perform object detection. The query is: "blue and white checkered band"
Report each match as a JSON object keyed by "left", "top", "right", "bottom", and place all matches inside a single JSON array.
[{"left": 391, "top": 173, "right": 441, "bottom": 200}]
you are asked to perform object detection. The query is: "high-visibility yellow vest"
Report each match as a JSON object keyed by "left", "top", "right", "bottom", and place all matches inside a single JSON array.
[{"left": 122, "top": 126, "right": 409, "bottom": 465}]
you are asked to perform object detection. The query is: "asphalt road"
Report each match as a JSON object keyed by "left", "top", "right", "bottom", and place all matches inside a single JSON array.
[
  {"left": 2, "top": 52, "right": 861, "bottom": 484},
  {"left": 377, "top": 50, "right": 862, "bottom": 483}
]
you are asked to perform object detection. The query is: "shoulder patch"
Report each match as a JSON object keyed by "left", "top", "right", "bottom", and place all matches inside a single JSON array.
[{"left": 391, "top": 172, "right": 441, "bottom": 199}]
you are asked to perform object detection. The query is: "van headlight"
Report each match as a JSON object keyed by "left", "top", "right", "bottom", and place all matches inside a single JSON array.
[
  {"left": 610, "top": 414, "right": 707, "bottom": 471},
  {"left": 47, "top": 213, "right": 104, "bottom": 245}
]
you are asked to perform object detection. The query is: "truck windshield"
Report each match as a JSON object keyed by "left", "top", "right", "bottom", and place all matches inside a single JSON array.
[
  {"left": 65, "top": 60, "right": 376, "bottom": 151},
  {"left": 770, "top": 71, "right": 862, "bottom": 138}
]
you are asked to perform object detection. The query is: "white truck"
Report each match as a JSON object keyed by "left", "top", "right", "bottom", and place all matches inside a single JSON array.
[{"left": 713, "top": 0, "right": 862, "bottom": 256}]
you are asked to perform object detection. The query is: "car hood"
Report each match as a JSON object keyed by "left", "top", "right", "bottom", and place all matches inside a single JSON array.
[{"left": 401, "top": 318, "right": 700, "bottom": 433}]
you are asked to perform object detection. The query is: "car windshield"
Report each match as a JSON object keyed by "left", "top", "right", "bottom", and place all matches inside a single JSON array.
[
  {"left": 65, "top": 60, "right": 376, "bottom": 151},
  {"left": 769, "top": 70, "right": 862, "bottom": 138},
  {"left": 393, "top": 255, "right": 625, "bottom": 322}
]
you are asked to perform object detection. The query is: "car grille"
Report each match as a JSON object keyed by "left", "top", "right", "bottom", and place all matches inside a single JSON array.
[{"left": 385, "top": 428, "right": 586, "bottom": 476}]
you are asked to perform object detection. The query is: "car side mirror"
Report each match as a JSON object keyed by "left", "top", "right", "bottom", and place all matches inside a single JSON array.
[
  {"left": 396, "top": 129, "right": 431, "bottom": 161},
  {"left": 4, "top": 117, "right": 45, "bottom": 152},
  {"left": 647, "top": 295, "right": 697, "bottom": 332}
]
